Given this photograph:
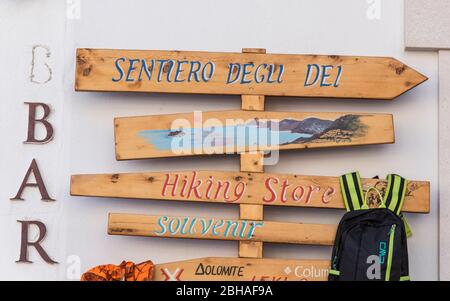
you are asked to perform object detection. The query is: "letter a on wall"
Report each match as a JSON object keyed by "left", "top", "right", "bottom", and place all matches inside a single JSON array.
[{"left": 10, "top": 159, "right": 55, "bottom": 202}]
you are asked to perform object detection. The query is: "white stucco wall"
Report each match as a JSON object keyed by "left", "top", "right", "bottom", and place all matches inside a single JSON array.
[
  {"left": 405, "top": 0, "right": 450, "bottom": 50},
  {"left": 0, "top": 0, "right": 439, "bottom": 280},
  {"left": 438, "top": 50, "right": 450, "bottom": 280}
]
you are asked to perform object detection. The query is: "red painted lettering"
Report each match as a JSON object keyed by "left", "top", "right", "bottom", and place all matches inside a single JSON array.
[
  {"left": 292, "top": 186, "right": 305, "bottom": 202},
  {"left": 162, "top": 174, "right": 179, "bottom": 197},
  {"left": 322, "top": 187, "right": 336, "bottom": 204},
  {"left": 305, "top": 185, "right": 320, "bottom": 204},
  {"left": 263, "top": 177, "right": 278, "bottom": 203},
  {"left": 187, "top": 171, "right": 203, "bottom": 198},
  {"left": 215, "top": 181, "right": 231, "bottom": 201},
  {"left": 180, "top": 176, "right": 188, "bottom": 197},
  {"left": 234, "top": 182, "right": 246, "bottom": 202},
  {"left": 205, "top": 176, "right": 214, "bottom": 199},
  {"left": 280, "top": 179, "right": 290, "bottom": 203}
]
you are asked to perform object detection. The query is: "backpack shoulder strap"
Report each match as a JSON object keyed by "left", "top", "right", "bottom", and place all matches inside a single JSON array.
[
  {"left": 383, "top": 174, "right": 408, "bottom": 215},
  {"left": 339, "top": 172, "right": 365, "bottom": 211}
]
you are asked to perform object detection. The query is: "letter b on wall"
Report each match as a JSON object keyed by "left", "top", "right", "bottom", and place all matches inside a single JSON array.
[{"left": 24, "top": 102, "right": 54, "bottom": 144}]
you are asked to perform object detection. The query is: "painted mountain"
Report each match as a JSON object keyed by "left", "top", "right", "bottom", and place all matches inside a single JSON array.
[
  {"left": 254, "top": 114, "right": 366, "bottom": 144},
  {"left": 254, "top": 118, "right": 331, "bottom": 132},
  {"left": 291, "top": 114, "right": 367, "bottom": 144}
]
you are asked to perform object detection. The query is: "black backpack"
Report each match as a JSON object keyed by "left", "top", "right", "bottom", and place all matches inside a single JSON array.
[{"left": 328, "top": 172, "right": 411, "bottom": 281}]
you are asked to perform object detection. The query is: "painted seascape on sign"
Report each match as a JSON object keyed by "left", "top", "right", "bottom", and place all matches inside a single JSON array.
[
  {"left": 114, "top": 110, "right": 393, "bottom": 159},
  {"left": 138, "top": 114, "right": 367, "bottom": 152}
]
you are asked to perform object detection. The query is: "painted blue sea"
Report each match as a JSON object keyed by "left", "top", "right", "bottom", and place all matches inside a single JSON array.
[{"left": 139, "top": 125, "right": 312, "bottom": 152}]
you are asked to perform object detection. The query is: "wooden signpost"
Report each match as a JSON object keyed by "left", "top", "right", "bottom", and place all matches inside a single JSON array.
[
  {"left": 153, "top": 257, "right": 330, "bottom": 281},
  {"left": 75, "top": 48, "right": 427, "bottom": 100},
  {"left": 114, "top": 110, "right": 394, "bottom": 160},
  {"left": 72, "top": 48, "right": 429, "bottom": 281},
  {"left": 108, "top": 213, "right": 337, "bottom": 245},
  {"left": 71, "top": 170, "right": 430, "bottom": 213}
]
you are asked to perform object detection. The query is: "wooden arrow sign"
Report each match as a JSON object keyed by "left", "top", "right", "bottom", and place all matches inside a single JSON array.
[
  {"left": 71, "top": 170, "right": 430, "bottom": 213},
  {"left": 108, "top": 213, "right": 337, "bottom": 245},
  {"left": 75, "top": 49, "right": 427, "bottom": 100},
  {"left": 114, "top": 110, "right": 394, "bottom": 160},
  {"left": 154, "top": 257, "right": 330, "bottom": 281}
]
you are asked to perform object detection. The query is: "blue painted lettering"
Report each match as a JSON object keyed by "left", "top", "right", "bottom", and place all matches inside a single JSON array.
[
  {"left": 304, "top": 64, "right": 343, "bottom": 88},
  {"left": 112, "top": 57, "right": 126, "bottom": 82},
  {"left": 155, "top": 216, "right": 169, "bottom": 236},
  {"left": 138, "top": 59, "right": 154, "bottom": 81},
  {"left": 334, "top": 66, "right": 343, "bottom": 87},
  {"left": 239, "top": 220, "right": 248, "bottom": 238},
  {"left": 168, "top": 218, "right": 181, "bottom": 234},
  {"left": 125, "top": 59, "right": 139, "bottom": 82},
  {"left": 152, "top": 217, "right": 265, "bottom": 240},
  {"left": 277, "top": 64, "right": 284, "bottom": 83},
  {"left": 224, "top": 221, "right": 241, "bottom": 237},
  {"left": 165, "top": 60, "right": 176, "bottom": 83},
  {"left": 157, "top": 59, "right": 169, "bottom": 82},
  {"left": 200, "top": 219, "right": 214, "bottom": 235},
  {"left": 266, "top": 64, "right": 277, "bottom": 83},
  {"left": 240, "top": 63, "right": 254, "bottom": 84},
  {"left": 304, "top": 64, "right": 320, "bottom": 86},
  {"left": 211, "top": 219, "right": 224, "bottom": 236},
  {"left": 201, "top": 62, "right": 215, "bottom": 82},
  {"left": 254, "top": 64, "right": 267, "bottom": 83},
  {"left": 188, "top": 61, "right": 201, "bottom": 82},
  {"left": 174, "top": 60, "right": 188, "bottom": 82},
  {"left": 247, "top": 221, "right": 264, "bottom": 239},
  {"left": 227, "top": 63, "right": 241, "bottom": 84},
  {"left": 320, "top": 65, "right": 333, "bottom": 87}
]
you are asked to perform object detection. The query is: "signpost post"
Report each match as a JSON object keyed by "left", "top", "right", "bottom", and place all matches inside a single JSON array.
[{"left": 238, "top": 48, "right": 266, "bottom": 259}]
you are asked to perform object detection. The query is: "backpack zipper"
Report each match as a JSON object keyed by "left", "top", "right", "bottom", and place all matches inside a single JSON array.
[{"left": 385, "top": 224, "right": 396, "bottom": 281}]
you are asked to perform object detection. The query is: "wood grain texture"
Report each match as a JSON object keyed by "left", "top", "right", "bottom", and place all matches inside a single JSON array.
[
  {"left": 71, "top": 170, "right": 430, "bottom": 213},
  {"left": 239, "top": 153, "right": 264, "bottom": 173},
  {"left": 241, "top": 95, "right": 265, "bottom": 111},
  {"left": 114, "top": 110, "right": 395, "bottom": 160},
  {"left": 154, "top": 257, "right": 330, "bottom": 281},
  {"left": 239, "top": 88, "right": 265, "bottom": 259},
  {"left": 239, "top": 150, "right": 265, "bottom": 258},
  {"left": 75, "top": 48, "right": 427, "bottom": 99},
  {"left": 108, "top": 213, "right": 337, "bottom": 245}
]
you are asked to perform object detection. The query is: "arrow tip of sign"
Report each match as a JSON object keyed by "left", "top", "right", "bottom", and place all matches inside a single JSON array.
[{"left": 387, "top": 58, "right": 428, "bottom": 100}]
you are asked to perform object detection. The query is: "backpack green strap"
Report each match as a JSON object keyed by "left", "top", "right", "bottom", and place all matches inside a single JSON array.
[
  {"left": 340, "top": 172, "right": 365, "bottom": 211},
  {"left": 384, "top": 174, "right": 408, "bottom": 216},
  {"left": 340, "top": 172, "right": 412, "bottom": 237},
  {"left": 340, "top": 172, "right": 408, "bottom": 215}
]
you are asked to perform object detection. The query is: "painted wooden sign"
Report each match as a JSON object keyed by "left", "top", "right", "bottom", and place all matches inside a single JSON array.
[
  {"left": 75, "top": 49, "right": 427, "bottom": 100},
  {"left": 114, "top": 110, "right": 394, "bottom": 160},
  {"left": 71, "top": 170, "right": 430, "bottom": 213},
  {"left": 154, "top": 257, "right": 330, "bottom": 281},
  {"left": 108, "top": 213, "right": 337, "bottom": 245}
]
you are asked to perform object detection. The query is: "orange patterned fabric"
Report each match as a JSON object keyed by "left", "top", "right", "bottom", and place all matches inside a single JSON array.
[{"left": 81, "top": 260, "right": 154, "bottom": 281}]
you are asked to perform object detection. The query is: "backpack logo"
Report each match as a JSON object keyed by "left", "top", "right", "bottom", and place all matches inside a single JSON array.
[
  {"left": 366, "top": 255, "right": 381, "bottom": 280},
  {"left": 379, "top": 241, "right": 387, "bottom": 264},
  {"left": 366, "top": 241, "right": 386, "bottom": 280}
]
